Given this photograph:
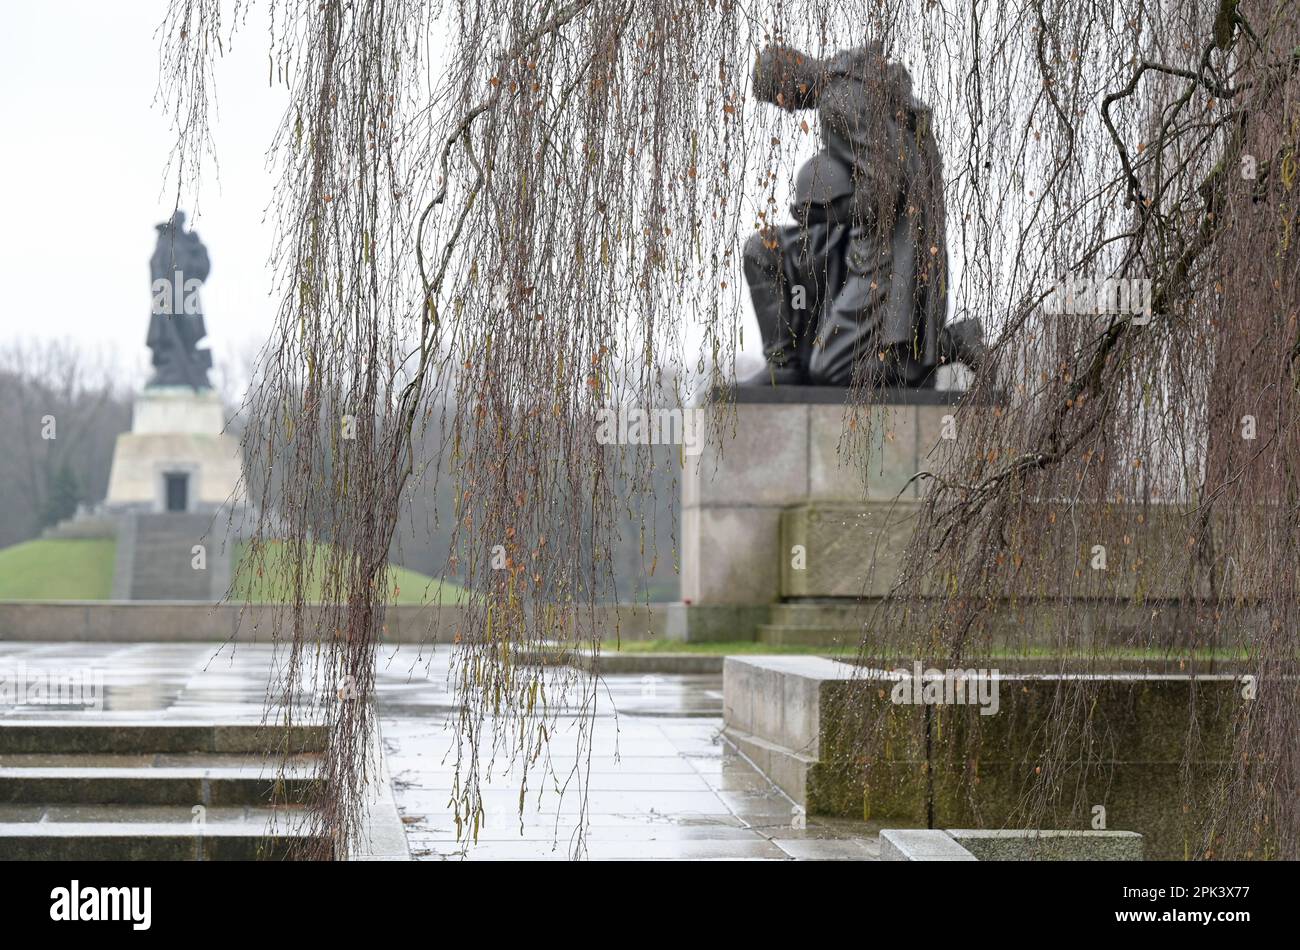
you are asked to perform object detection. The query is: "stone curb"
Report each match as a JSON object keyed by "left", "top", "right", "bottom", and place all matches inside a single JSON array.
[
  {"left": 511, "top": 646, "right": 724, "bottom": 675},
  {"left": 350, "top": 717, "right": 411, "bottom": 861}
]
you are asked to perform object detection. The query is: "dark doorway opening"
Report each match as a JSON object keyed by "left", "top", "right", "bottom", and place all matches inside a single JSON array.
[{"left": 164, "top": 473, "right": 189, "bottom": 512}]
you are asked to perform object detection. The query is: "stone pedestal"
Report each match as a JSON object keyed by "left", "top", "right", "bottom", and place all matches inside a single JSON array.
[
  {"left": 675, "top": 387, "right": 969, "bottom": 637},
  {"left": 722, "top": 654, "right": 1234, "bottom": 860},
  {"left": 105, "top": 387, "right": 243, "bottom": 514},
  {"left": 102, "top": 387, "right": 245, "bottom": 601}
]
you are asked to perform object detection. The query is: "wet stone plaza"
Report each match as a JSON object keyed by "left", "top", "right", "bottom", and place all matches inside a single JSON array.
[{"left": 0, "top": 643, "right": 880, "bottom": 860}]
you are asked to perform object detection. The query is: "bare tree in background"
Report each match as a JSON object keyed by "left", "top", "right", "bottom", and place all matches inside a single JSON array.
[{"left": 0, "top": 340, "right": 130, "bottom": 548}]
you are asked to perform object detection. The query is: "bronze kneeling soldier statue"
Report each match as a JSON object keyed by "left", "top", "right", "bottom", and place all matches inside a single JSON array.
[{"left": 741, "top": 43, "right": 984, "bottom": 388}]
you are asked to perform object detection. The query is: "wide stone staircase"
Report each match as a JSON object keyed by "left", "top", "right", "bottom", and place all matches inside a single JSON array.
[
  {"left": 116, "top": 513, "right": 228, "bottom": 600},
  {"left": 0, "top": 720, "right": 327, "bottom": 859}
]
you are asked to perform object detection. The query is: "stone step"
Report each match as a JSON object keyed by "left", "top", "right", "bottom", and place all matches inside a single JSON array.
[
  {"left": 131, "top": 586, "right": 212, "bottom": 600},
  {"left": 0, "top": 721, "right": 326, "bottom": 755},
  {"left": 132, "top": 534, "right": 214, "bottom": 545},
  {"left": 132, "top": 537, "right": 214, "bottom": 546},
  {"left": 136, "top": 514, "right": 214, "bottom": 529},
  {"left": 132, "top": 535, "right": 213, "bottom": 543},
  {"left": 0, "top": 752, "right": 319, "bottom": 767},
  {"left": 0, "top": 805, "right": 328, "bottom": 860},
  {"left": 768, "top": 601, "right": 873, "bottom": 629},
  {"left": 131, "top": 544, "right": 213, "bottom": 552},
  {"left": 756, "top": 624, "right": 863, "bottom": 647},
  {"left": 0, "top": 715, "right": 341, "bottom": 860},
  {"left": 125, "top": 513, "right": 228, "bottom": 600},
  {"left": 0, "top": 762, "right": 320, "bottom": 805}
]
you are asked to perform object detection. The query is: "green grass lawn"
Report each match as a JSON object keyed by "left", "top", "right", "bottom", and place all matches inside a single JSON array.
[
  {"left": 231, "top": 542, "right": 462, "bottom": 605},
  {"left": 0, "top": 539, "right": 118, "bottom": 600},
  {"left": 0, "top": 537, "right": 462, "bottom": 605}
]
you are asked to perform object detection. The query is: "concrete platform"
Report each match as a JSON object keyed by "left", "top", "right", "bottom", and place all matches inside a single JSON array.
[
  {"left": 721, "top": 655, "right": 856, "bottom": 805},
  {"left": 880, "top": 829, "right": 978, "bottom": 861},
  {"left": 0, "top": 641, "right": 880, "bottom": 859},
  {"left": 721, "top": 653, "right": 1237, "bottom": 859},
  {"left": 879, "top": 828, "right": 1144, "bottom": 861}
]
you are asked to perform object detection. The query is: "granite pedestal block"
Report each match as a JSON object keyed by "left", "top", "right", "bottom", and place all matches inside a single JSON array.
[
  {"left": 681, "top": 389, "right": 969, "bottom": 609},
  {"left": 672, "top": 388, "right": 974, "bottom": 638},
  {"left": 105, "top": 387, "right": 244, "bottom": 514}
]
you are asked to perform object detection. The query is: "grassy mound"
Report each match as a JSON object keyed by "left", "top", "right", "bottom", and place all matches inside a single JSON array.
[
  {"left": 231, "top": 542, "right": 462, "bottom": 605},
  {"left": 0, "top": 539, "right": 118, "bottom": 600},
  {"left": 0, "top": 537, "right": 461, "bottom": 604}
]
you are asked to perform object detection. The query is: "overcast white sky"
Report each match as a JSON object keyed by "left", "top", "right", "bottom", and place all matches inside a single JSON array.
[{"left": 0, "top": 1, "right": 290, "bottom": 390}]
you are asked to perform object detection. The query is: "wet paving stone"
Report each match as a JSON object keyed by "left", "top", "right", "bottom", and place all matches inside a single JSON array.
[
  {"left": 378, "top": 651, "right": 877, "bottom": 860},
  {"left": 0, "top": 642, "right": 879, "bottom": 860}
]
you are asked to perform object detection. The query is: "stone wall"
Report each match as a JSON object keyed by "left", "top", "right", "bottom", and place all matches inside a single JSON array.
[
  {"left": 723, "top": 655, "right": 1248, "bottom": 860},
  {"left": 678, "top": 391, "right": 1266, "bottom": 643}
]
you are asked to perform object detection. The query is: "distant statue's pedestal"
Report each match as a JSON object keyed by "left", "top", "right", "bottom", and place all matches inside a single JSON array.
[
  {"left": 101, "top": 387, "right": 245, "bottom": 601},
  {"left": 105, "top": 387, "right": 243, "bottom": 515}
]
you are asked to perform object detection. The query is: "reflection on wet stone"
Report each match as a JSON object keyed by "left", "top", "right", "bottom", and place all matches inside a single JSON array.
[{"left": 0, "top": 643, "right": 878, "bottom": 859}]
